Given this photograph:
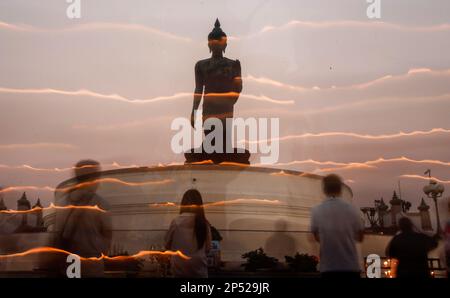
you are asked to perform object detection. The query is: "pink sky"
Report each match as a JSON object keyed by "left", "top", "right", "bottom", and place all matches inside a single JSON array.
[{"left": 1, "top": 1, "right": 450, "bottom": 221}]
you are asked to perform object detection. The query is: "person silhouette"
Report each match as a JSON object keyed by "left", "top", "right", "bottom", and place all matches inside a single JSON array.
[
  {"left": 386, "top": 217, "right": 439, "bottom": 278},
  {"left": 187, "top": 19, "right": 247, "bottom": 164},
  {"left": 165, "top": 189, "right": 212, "bottom": 277},
  {"left": 54, "top": 159, "right": 112, "bottom": 277},
  {"left": 311, "top": 174, "right": 364, "bottom": 278}
]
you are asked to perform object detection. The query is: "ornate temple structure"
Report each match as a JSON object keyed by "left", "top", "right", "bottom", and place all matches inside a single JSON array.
[
  {"left": 361, "top": 191, "right": 432, "bottom": 234},
  {"left": 0, "top": 192, "right": 46, "bottom": 234}
]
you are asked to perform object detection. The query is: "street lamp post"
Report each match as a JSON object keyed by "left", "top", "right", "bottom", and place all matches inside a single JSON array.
[{"left": 423, "top": 179, "right": 445, "bottom": 235}]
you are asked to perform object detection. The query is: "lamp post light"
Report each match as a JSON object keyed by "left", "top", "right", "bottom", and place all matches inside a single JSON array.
[{"left": 423, "top": 179, "right": 445, "bottom": 235}]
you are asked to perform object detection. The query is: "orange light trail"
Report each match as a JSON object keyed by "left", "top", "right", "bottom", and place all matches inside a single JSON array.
[
  {"left": 151, "top": 198, "right": 281, "bottom": 208},
  {"left": 0, "top": 203, "right": 107, "bottom": 214},
  {"left": 0, "top": 21, "right": 192, "bottom": 42},
  {"left": 0, "top": 163, "right": 108, "bottom": 172},
  {"left": 189, "top": 160, "right": 214, "bottom": 165},
  {"left": 0, "top": 87, "right": 192, "bottom": 104},
  {"left": 151, "top": 202, "right": 178, "bottom": 208},
  {"left": 245, "top": 68, "right": 448, "bottom": 92},
  {"left": 0, "top": 246, "right": 190, "bottom": 261},
  {"left": 0, "top": 142, "right": 76, "bottom": 150},
  {"left": 218, "top": 161, "right": 251, "bottom": 167},
  {"left": 56, "top": 177, "right": 174, "bottom": 193},
  {"left": 0, "top": 185, "right": 55, "bottom": 194},
  {"left": 205, "top": 198, "right": 281, "bottom": 207},
  {"left": 0, "top": 87, "right": 293, "bottom": 105},
  {"left": 0, "top": 160, "right": 252, "bottom": 173},
  {"left": 269, "top": 171, "right": 311, "bottom": 177},
  {"left": 317, "top": 164, "right": 376, "bottom": 173},
  {"left": 399, "top": 174, "right": 450, "bottom": 184},
  {"left": 244, "top": 128, "right": 450, "bottom": 144},
  {"left": 0, "top": 161, "right": 184, "bottom": 173},
  {"left": 0, "top": 178, "right": 174, "bottom": 194},
  {"left": 318, "top": 156, "right": 450, "bottom": 173},
  {"left": 270, "top": 156, "right": 450, "bottom": 168},
  {"left": 232, "top": 20, "right": 450, "bottom": 40},
  {"left": 265, "top": 156, "right": 450, "bottom": 173},
  {"left": 200, "top": 92, "right": 294, "bottom": 104}
]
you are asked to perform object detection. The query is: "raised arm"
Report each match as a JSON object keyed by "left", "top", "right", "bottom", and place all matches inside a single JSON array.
[{"left": 191, "top": 61, "right": 204, "bottom": 128}]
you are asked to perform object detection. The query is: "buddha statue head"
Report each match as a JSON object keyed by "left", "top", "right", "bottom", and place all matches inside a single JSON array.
[{"left": 208, "top": 18, "right": 227, "bottom": 55}]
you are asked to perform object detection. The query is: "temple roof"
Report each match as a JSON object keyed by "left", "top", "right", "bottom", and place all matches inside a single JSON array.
[
  {"left": 377, "top": 198, "right": 389, "bottom": 211},
  {"left": 17, "top": 192, "right": 31, "bottom": 209},
  {"left": 32, "top": 198, "right": 43, "bottom": 209},
  {"left": 418, "top": 198, "right": 430, "bottom": 211},
  {"left": 389, "top": 191, "right": 402, "bottom": 205}
]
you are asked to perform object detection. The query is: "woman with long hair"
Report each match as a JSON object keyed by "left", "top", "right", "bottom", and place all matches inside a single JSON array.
[{"left": 165, "top": 189, "right": 212, "bottom": 277}]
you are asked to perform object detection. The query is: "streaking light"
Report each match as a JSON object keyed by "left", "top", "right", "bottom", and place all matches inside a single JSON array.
[{"left": 0, "top": 246, "right": 190, "bottom": 261}]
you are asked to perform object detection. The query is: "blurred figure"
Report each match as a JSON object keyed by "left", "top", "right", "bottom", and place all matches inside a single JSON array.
[
  {"left": 265, "top": 219, "right": 296, "bottom": 261},
  {"left": 311, "top": 174, "right": 364, "bottom": 278},
  {"left": 165, "top": 189, "right": 212, "bottom": 278},
  {"left": 54, "top": 159, "right": 112, "bottom": 277},
  {"left": 386, "top": 217, "right": 438, "bottom": 278},
  {"left": 446, "top": 200, "right": 450, "bottom": 277}
]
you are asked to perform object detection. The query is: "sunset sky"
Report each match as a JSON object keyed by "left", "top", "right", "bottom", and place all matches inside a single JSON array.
[{"left": 1, "top": 0, "right": 449, "bottom": 220}]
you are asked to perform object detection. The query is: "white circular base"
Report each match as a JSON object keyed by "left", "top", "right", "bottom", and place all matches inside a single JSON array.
[{"left": 45, "top": 164, "right": 353, "bottom": 261}]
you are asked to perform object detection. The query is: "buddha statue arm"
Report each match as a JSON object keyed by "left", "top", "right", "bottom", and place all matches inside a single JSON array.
[
  {"left": 232, "top": 59, "right": 242, "bottom": 93},
  {"left": 191, "top": 62, "right": 204, "bottom": 128},
  {"left": 231, "top": 59, "right": 242, "bottom": 105}
]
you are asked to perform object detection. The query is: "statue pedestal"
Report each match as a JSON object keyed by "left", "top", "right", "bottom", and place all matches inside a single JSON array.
[{"left": 184, "top": 147, "right": 251, "bottom": 164}]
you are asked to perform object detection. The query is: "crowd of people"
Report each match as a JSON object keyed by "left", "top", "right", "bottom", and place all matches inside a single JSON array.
[
  {"left": 54, "top": 160, "right": 449, "bottom": 278},
  {"left": 311, "top": 174, "right": 447, "bottom": 278}
]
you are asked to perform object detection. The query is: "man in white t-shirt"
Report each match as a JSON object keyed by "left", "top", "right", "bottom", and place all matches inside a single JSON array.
[{"left": 310, "top": 174, "right": 364, "bottom": 278}]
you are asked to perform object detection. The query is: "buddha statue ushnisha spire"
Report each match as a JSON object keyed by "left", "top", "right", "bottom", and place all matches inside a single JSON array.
[{"left": 208, "top": 18, "right": 227, "bottom": 41}]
